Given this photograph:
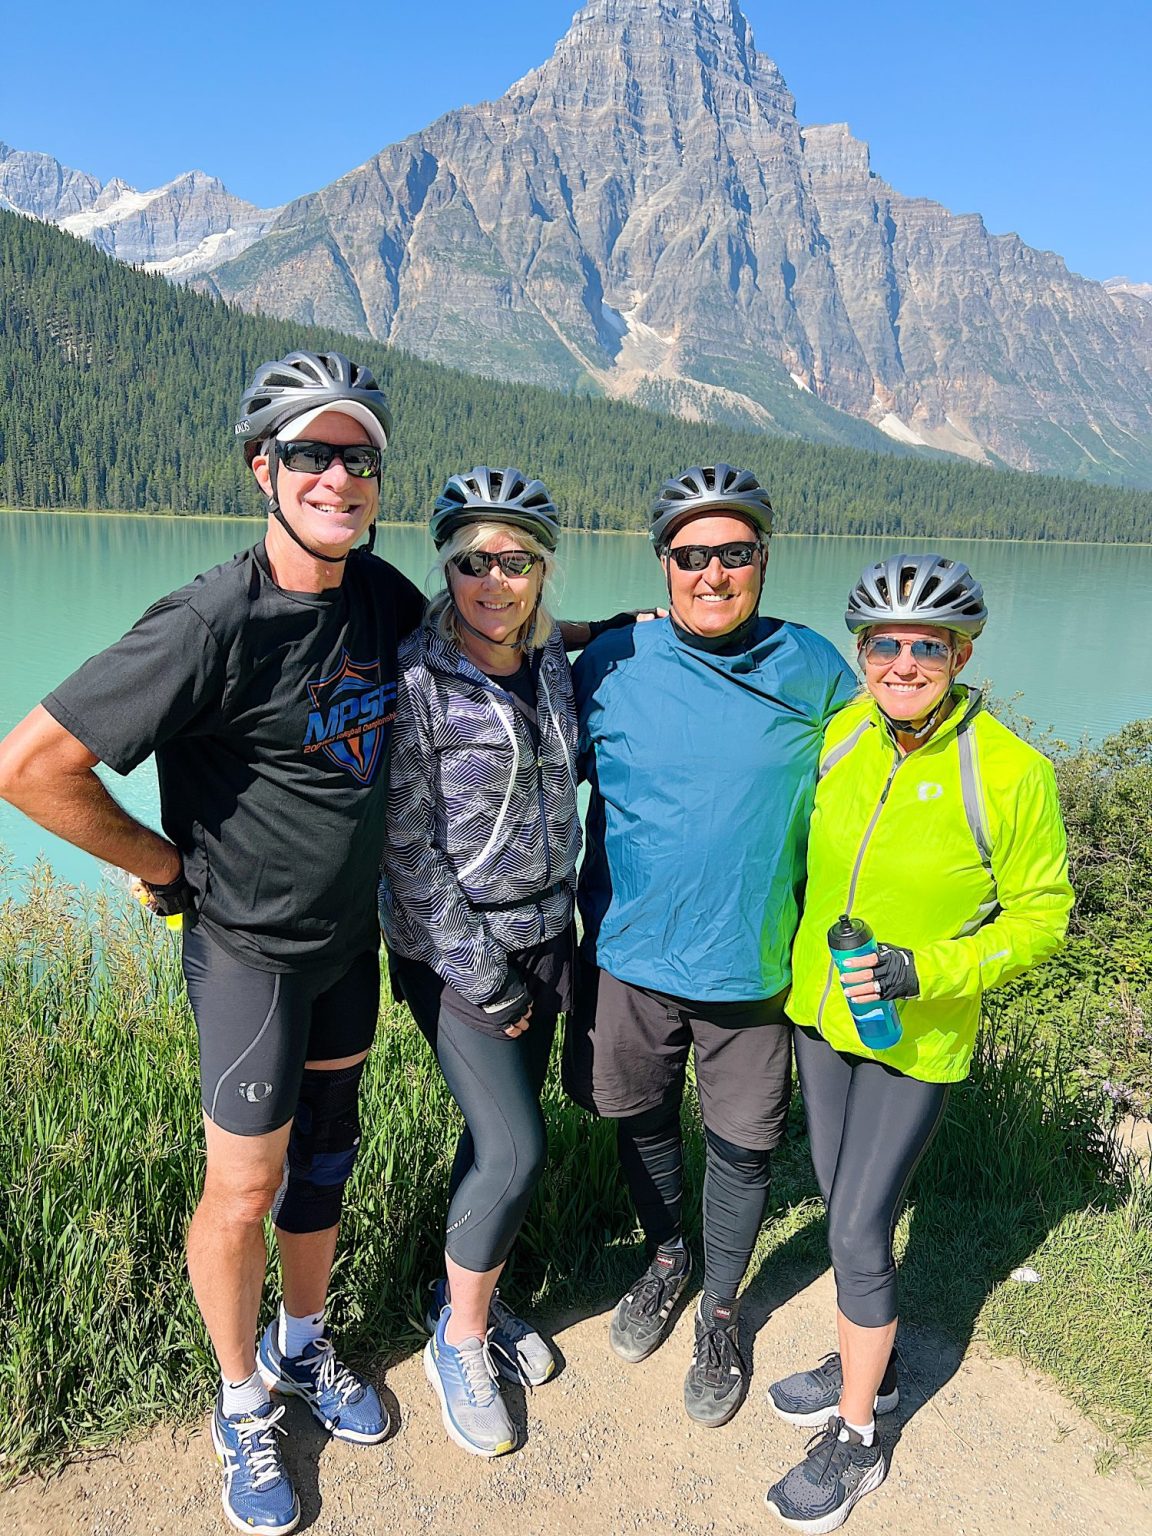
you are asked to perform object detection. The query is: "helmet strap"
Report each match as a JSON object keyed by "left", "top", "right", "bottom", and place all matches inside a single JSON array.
[
  {"left": 269, "top": 502, "right": 351, "bottom": 564},
  {"left": 661, "top": 544, "right": 767, "bottom": 647},
  {"left": 451, "top": 591, "right": 540, "bottom": 656},
  {"left": 263, "top": 449, "right": 381, "bottom": 566},
  {"left": 877, "top": 681, "right": 957, "bottom": 745}
]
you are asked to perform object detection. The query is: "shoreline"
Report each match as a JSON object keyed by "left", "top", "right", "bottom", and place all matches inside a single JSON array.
[{"left": 1, "top": 506, "right": 1149, "bottom": 549}]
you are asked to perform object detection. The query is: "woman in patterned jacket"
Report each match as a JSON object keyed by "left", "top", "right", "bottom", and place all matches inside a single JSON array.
[{"left": 379, "top": 467, "right": 580, "bottom": 1459}]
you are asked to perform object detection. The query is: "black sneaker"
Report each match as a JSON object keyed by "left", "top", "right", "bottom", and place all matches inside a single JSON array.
[
  {"left": 683, "top": 1295, "right": 748, "bottom": 1427},
  {"left": 768, "top": 1352, "right": 899, "bottom": 1427},
  {"left": 765, "top": 1417, "right": 886, "bottom": 1533},
  {"left": 608, "top": 1246, "right": 692, "bottom": 1363}
]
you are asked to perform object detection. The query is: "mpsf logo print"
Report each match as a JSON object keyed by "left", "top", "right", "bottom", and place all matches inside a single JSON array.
[{"left": 303, "top": 650, "right": 396, "bottom": 785}]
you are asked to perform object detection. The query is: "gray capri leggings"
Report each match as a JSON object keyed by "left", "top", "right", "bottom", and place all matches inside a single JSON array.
[
  {"left": 392, "top": 932, "right": 569, "bottom": 1273},
  {"left": 794, "top": 1026, "right": 950, "bottom": 1328}
]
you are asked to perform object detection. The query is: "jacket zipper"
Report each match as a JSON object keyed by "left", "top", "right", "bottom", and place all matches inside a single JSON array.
[
  {"left": 815, "top": 747, "right": 904, "bottom": 1035},
  {"left": 534, "top": 671, "right": 558, "bottom": 945},
  {"left": 436, "top": 645, "right": 564, "bottom": 944}
]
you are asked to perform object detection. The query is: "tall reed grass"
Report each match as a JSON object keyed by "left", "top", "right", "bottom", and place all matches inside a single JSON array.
[{"left": 1, "top": 868, "right": 1146, "bottom": 1478}]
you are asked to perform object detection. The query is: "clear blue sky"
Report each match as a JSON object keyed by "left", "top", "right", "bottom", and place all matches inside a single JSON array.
[{"left": 5, "top": 0, "right": 1147, "bottom": 284}]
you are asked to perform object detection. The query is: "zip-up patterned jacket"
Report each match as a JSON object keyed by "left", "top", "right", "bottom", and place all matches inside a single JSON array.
[
  {"left": 787, "top": 687, "right": 1073, "bottom": 1082},
  {"left": 379, "top": 623, "right": 580, "bottom": 1004}
]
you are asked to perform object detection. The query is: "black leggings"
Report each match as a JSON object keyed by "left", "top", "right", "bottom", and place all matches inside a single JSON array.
[
  {"left": 394, "top": 956, "right": 558, "bottom": 1273},
  {"left": 794, "top": 1026, "right": 950, "bottom": 1328},
  {"left": 617, "top": 1102, "right": 773, "bottom": 1303}
]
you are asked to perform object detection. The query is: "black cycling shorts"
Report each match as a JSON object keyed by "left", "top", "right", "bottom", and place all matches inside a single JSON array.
[{"left": 182, "top": 924, "right": 380, "bottom": 1137}]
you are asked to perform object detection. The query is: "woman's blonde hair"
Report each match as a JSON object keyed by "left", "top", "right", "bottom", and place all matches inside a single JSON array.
[{"left": 426, "top": 520, "right": 560, "bottom": 651}]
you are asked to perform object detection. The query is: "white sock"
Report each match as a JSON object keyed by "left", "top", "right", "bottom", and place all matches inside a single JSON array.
[
  {"left": 221, "top": 1369, "right": 270, "bottom": 1419},
  {"left": 279, "top": 1304, "right": 325, "bottom": 1358},
  {"left": 840, "top": 1416, "right": 875, "bottom": 1447}
]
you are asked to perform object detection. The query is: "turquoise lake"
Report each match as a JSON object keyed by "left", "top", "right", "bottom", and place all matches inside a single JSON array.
[{"left": 1, "top": 511, "right": 1148, "bottom": 890}]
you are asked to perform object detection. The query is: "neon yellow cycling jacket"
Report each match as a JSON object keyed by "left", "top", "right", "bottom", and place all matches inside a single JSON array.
[{"left": 786, "top": 687, "right": 1073, "bottom": 1082}]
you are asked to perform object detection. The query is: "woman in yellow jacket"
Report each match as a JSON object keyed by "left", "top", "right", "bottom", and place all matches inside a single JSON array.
[{"left": 765, "top": 554, "right": 1073, "bottom": 1534}]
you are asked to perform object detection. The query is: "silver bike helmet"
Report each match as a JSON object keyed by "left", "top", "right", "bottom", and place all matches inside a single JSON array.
[
  {"left": 235, "top": 350, "right": 392, "bottom": 463},
  {"left": 430, "top": 467, "right": 561, "bottom": 551},
  {"left": 846, "top": 554, "right": 988, "bottom": 638},
  {"left": 649, "top": 464, "right": 774, "bottom": 550}
]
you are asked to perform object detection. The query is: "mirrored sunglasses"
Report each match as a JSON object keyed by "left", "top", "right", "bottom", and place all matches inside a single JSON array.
[
  {"left": 451, "top": 550, "right": 541, "bottom": 578},
  {"left": 862, "top": 636, "right": 953, "bottom": 668},
  {"left": 666, "top": 541, "right": 762, "bottom": 571},
  {"left": 276, "top": 440, "right": 382, "bottom": 478}
]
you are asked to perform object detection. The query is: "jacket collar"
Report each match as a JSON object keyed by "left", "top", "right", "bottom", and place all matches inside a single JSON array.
[
  {"left": 420, "top": 620, "right": 547, "bottom": 691},
  {"left": 867, "top": 683, "right": 984, "bottom": 751}
]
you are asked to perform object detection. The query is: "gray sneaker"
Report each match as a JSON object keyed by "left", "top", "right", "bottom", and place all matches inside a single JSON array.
[
  {"left": 609, "top": 1246, "right": 692, "bottom": 1363},
  {"left": 766, "top": 1417, "right": 886, "bottom": 1533},
  {"left": 423, "top": 1305, "right": 516, "bottom": 1458},
  {"left": 768, "top": 1352, "right": 899, "bottom": 1428},
  {"left": 683, "top": 1296, "right": 748, "bottom": 1427},
  {"left": 424, "top": 1280, "right": 555, "bottom": 1387},
  {"left": 488, "top": 1290, "right": 556, "bottom": 1387}
]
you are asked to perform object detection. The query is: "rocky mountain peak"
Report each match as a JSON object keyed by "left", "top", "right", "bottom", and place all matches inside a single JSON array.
[
  {"left": 11, "top": 1, "right": 1145, "bottom": 484},
  {"left": 194, "top": 0, "right": 1152, "bottom": 483},
  {"left": 518, "top": 0, "right": 790, "bottom": 121},
  {"left": 0, "top": 144, "right": 280, "bottom": 277},
  {"left": 800, "top": 123, "right": 873, "bottom": 179},
  {"left": 0, "top": 141, "right": 102, "bottom": 220}
]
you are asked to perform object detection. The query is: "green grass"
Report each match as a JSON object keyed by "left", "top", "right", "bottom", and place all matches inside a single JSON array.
[{"left": 1, "top": 865, "right": 1148, "bottom": 1482}]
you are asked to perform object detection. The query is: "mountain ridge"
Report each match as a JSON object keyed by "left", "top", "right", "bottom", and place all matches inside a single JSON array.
[
  {"left": 0, "top": 143, "right": 279, "bottom": 276},
  {"left": 3, "top": 0, "right": 1150, "bottom": 486},
  {"left": 6, "top": 204, "right": 1150, "bottom": 543},
  {"left": 195, "top": 0, "right": 1152, "bottom": 486}
]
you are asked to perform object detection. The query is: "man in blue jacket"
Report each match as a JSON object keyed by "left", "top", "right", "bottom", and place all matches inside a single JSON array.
[{"left": 567, "top": 465, "right": 856, "bottom": 1427}]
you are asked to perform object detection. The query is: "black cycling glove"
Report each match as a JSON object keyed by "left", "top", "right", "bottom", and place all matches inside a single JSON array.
[
  {"left": 586, "top": 610, "right": 659, "bottom": 643},
  {"left": 873, "top": 943, "right": 920, "bottom": 1000},
  {"left": 139, "top": 871, "right": 197, "bottom": 919}
]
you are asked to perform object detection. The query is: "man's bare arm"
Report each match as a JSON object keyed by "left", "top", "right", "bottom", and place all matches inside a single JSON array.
[{"left": 0, "top": 705, "right": 181, "bottom": 884}]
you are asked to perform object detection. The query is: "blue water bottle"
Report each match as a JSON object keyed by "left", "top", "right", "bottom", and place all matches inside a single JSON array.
[{"left": 827, "top": 914, "right": 903, "bottom": 1050}]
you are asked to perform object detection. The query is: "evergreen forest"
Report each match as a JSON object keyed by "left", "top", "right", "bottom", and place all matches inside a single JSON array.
[{"left": 2, "top": 209, "right": 1150, "bottom": 542}]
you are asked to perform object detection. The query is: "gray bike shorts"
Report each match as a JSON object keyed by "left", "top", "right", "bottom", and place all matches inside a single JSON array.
[{"left": 563, "top": 955, "right": 793, "bottom": 1152}]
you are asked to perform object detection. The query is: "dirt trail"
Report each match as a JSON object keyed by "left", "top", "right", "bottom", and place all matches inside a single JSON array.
[{"left": 4, "top": 1269, "right": 1148, "bottom": 1536}]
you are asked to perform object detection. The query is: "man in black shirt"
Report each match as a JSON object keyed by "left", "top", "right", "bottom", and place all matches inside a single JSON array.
[{"left": 0, "top": 351, "right": 424, "bottom": 1535}]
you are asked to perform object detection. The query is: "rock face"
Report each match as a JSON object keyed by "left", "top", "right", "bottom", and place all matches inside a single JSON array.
[
  {"left": 197, "top": 0, "right": 1152, "bottom": 484},
  {"left": 0, "top": 144, "right": 278, "bottom": 278},
  {"left": 6, "top": 0, "right": 1152, "bottom": 484},
  {"left": 0, "top": 142, "right": 103, "bottom": 220},
  {"left": 801, "top": 124, "right": 1152, "bottom": 478}
]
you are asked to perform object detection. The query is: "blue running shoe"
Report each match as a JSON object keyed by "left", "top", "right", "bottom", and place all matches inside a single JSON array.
[
  {"left": 210, "top": 1394, "right": 300, "bottom": 1536},
  {"left": 425, "top": 1279, "right": 556, "bottom": 1388},
  {"left": 423, "top": 1303, "right": 516, "bottom": 1458},
  {"left": 258, "top": 1322, "right": 389, "bottom": 1444}
]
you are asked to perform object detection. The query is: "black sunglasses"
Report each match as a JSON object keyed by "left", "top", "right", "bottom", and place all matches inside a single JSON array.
[
  {"left": 451, "top": 550, "right": 541, "bottom": 578},
  {"left": 665, "top": 540, "right": 763, "bottom": 571},
  {"left": 276, "top": 440, "right": 382, "bottom": 478}
]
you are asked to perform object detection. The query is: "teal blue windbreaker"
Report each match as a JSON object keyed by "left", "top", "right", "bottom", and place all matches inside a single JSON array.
[{"left": 574, "top": 617, "right": 856, "bottom": 1000}]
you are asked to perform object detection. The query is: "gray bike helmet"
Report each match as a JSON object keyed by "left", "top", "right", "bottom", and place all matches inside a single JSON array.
[
  {"left": 430, "top": 467, "right": 561, "bottom": 551},
  {"left": 649, "top": 464, "right": 774, "bottom": 550},
  {"left": 235, "top": 350, "right": 392, "bottom": 464},
  {"left": 846, "top": 554, "right": 988, "bottom": 638}
]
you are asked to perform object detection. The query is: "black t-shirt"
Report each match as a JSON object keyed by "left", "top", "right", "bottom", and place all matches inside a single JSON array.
[
  {"left": 44, "top": 542, "right": 425, "bottom": 972},
  {"left": 484, "top": 659, "right": 540, "bottom": 748}
]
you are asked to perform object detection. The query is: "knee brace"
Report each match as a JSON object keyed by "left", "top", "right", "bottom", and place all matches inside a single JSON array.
[
  {"left": 272, "top": 1062, "right": 365, "bottom": 1235},
  {"left": 704, "top": 1126, "right": 773, "bottom": 1188}
]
